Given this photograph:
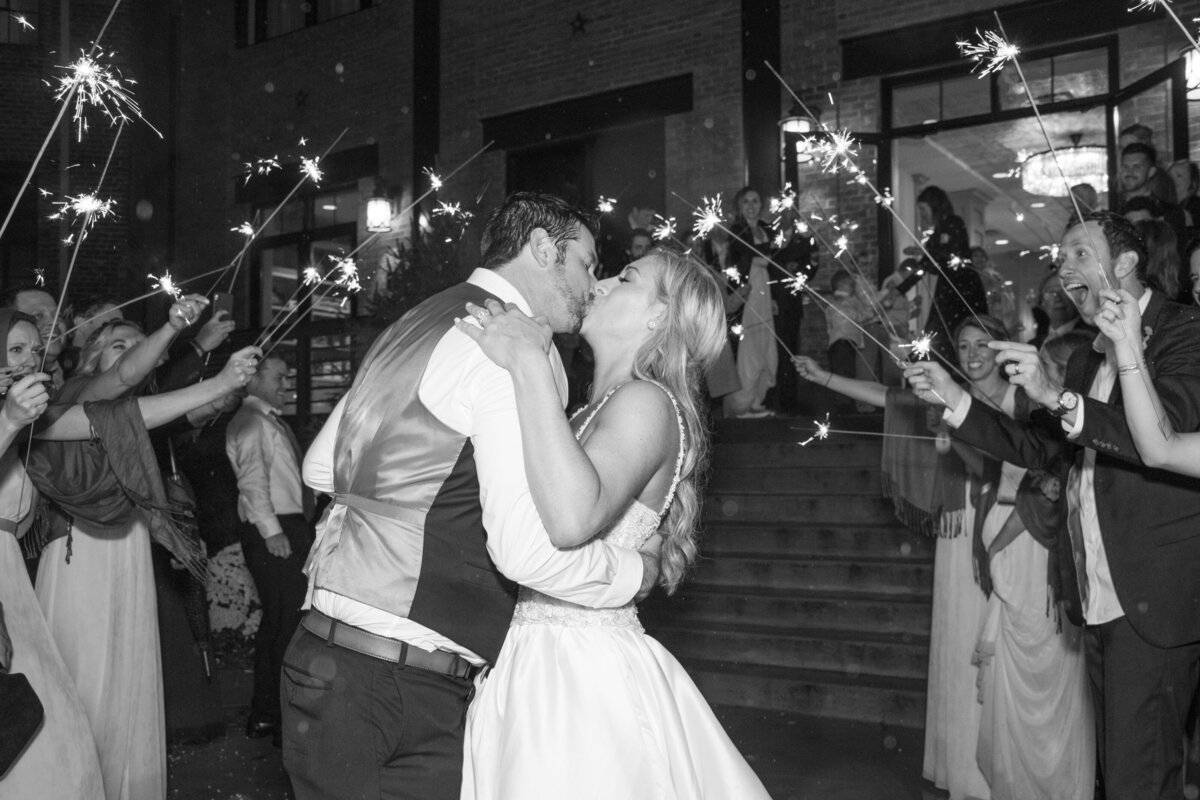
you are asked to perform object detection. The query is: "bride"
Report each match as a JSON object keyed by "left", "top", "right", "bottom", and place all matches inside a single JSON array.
[{"left": 456, "top": 246, "right": 771, "bottom": 799}]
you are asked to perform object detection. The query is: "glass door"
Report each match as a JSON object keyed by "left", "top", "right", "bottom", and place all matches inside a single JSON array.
[{"left": 1107, "top": 58, "right": 1189, "bottom": 198}]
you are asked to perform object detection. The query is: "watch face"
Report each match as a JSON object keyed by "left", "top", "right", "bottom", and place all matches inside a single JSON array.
[{"left": 1061, "top": 391, "right": 1078, "bottom": 410}]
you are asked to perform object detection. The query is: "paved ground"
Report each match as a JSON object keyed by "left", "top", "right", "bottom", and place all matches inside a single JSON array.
[{"left": 167, "top": 702, "right": 943, "bottom": 799}]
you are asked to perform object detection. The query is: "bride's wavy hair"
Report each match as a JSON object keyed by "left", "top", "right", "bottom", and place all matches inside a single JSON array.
[
  {"left": 631, "top": 246, "right": 727, "bottom": 594},
  {"left": 76, "top": 319, "right": 146, "bottom": 377}
]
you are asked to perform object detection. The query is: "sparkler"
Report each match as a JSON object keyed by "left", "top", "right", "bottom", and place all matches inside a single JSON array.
[
  {"left": 597, "top": 196, "right": 617, "bottom": 214},
  {"left": 1127, "top": 0, "right": 1200, "bottom": 53},
  {"left": 242, "top": 156, "right": 281, "bottom": 185},
  {"left": 652, "top": 215, "right": 676, "bottom": 241},
  {"left": 730, "top": 322, "right": 744, "bottom": 340},
  {"left": 300, "top": 156, "right": 324, "bottom": 184},
  {"left": 901, "top": 333, "right": 935, "bottom": 361},
  {"left": 798, "top": 414, "right": 832, "bottom": 447},
  {"left": 231, "top": 221, "right": 255, "bottom": 238},
  {"left": 432, "top": 201, "right": 473, "bottom": 221},
  {"left": 424, "top": 167, "right": 444, "bottom": 191},
  {"left": 692, "top": 194, "right": 723, "bottom": 238},
  {"left": 147, "top": 271, "right": 184, "bottom": 301},
  {"left": 956, "top": 29, "right": 1021, "bottom": 76},
  {"left": 33, "top": 269, "right": 45, "bottom": 287},
  {"left": 49, "top": 193, "right": 116, "bottom": 228},
  {"left": 12, "top": 14, "right": 33, "bottom": 31}
]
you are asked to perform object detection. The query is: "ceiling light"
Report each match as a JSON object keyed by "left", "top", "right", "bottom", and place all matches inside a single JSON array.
[
  {"left": 994, "top": 239, "right": 1010, "bottom": 246},
  {"left": 1021, "top": 136, "right": 1107, "bottom": 198},
  {"left": 1030, "top": 202, "right": 1046, "bottom": 208}
]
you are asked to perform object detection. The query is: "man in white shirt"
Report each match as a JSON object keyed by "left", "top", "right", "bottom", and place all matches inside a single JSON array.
[
  {"left": 905, "top": 211, "right": 1200, "bottom": 799},
  {"left": 281, "top": 193, "right": 656, "bottom": 800},
  {"left": 225, "top": 355, "right": 312, "bottom": 745}
]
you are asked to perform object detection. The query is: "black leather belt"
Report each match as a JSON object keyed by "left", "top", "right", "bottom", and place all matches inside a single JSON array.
[{"left": 301, "top": 610, "right": 479, "bottom": 680}]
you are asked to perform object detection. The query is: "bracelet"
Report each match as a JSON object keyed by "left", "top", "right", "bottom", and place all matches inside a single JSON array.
[
  {"left": 823, "top": 373, "right": 832, "bottom": 388},
  {"left": 1118, "top": 363, "right": 1142, "bottom": 375}
]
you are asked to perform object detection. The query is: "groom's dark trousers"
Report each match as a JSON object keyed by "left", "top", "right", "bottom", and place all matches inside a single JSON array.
[{"left": 281, "top": 620, "right": 477, "bottom": 800}]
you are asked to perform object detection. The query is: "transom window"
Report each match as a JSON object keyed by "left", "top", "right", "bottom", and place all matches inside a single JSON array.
[{"left": 237, "top": 0, "right": 374, "bottom": 46}]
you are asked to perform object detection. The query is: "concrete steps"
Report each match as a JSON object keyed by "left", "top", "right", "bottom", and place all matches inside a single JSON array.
[{"left": 644, "top": 417, "right": 932, "bottom": 731}]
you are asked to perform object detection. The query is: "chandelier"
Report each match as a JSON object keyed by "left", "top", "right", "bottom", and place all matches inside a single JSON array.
[{"left": 1021, "top": 137, "right": 1107, "bottom": 198}]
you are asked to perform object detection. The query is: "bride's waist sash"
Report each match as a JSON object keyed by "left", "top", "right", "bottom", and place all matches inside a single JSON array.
[{"left": 512, "top": 588, "right": 642, "bottom": 631}]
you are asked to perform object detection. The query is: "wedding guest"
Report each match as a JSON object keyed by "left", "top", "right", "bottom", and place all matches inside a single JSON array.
[
  {"left": 225, "top": 355, "right": 314, "bottom": 747},
  {"left": 823, "top": 269, "right": 870, "bottom": 414},
  {"left": 1, "top": 285, "right": 67, "bottom": 389},
  {"left": 1119, "top": 143, "right": 1186, "bottom": 248},
  {"left": 628, "top": 227, "right": 653, "bottom": 261},
  {"left": 29, "top": 296, "right": 244, "bottom": 800},
  {"left": 906, "top": 186, "right": 987, "bottom": 367},
  {"left": 906, "top": 210, "right": 1200, "bottom": 799},
  {"left": 1135, "top": 218, "right": 1182, "bottom": 301},
  {"left": 723, "top": 185, "right": 777, "bottom": 418},
  {"left": 770, "top": 209, "right": 816, "bottom": 415},
  {"left": 1169, "top": 160, "right": 1200, "bottom": 230},
  {"left": 697, "top": 225, "right": 743, "bottom": 415},
  {"left": 1187, "top": 238, "right": 1200, "bottom": 306},
  {"left": 61, "top": 295, "right": 122, "bottom": 378}
]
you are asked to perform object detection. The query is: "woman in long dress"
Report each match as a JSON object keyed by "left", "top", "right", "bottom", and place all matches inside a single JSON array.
[
  {"left": 32, "top": 296, "right": 258, "bottom": 800},
  {"left": 724, "top": 186, "right": 778, "bottom": 417},
  {"left": 458, "top": 247, "right": 771, "bottom": 799}
]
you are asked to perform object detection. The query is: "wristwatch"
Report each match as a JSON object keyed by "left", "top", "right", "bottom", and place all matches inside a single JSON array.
[{"left": 1049, "top": 389, "right": 1079, "bottom": 418}]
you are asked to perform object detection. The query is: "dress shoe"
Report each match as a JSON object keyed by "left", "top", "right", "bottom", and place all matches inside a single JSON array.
[{"left": 245, "top": 717, "right": 279, "bottom": 739}]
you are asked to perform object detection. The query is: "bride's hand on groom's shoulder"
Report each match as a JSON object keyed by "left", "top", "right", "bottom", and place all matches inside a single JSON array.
[{"left": 455, "top": 299, "right": 553, "bottom": 369}]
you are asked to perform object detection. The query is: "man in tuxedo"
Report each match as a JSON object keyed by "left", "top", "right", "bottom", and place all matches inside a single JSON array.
[
  {"left": 905, "top": 211, "right": 1200, "bottom": 799},
  {"left": 282, "top": 192, "right": 655, "bottom": 800}
]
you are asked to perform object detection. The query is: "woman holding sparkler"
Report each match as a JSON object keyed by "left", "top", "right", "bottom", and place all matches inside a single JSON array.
[
  {"left": 458, "top": 247, "right": 770, "bottom": 799},
  {"left": 724, "top": 185, "right": 778, "bottom": 417},
  {"left": 0, "top": 306, "right": 259, "bottom": 800},
  {"left": 29, "top": 294, "right": 257, "bottom": 800},
  {"left": 799, "top": 313, "right": 1093, "bottom": 800}
]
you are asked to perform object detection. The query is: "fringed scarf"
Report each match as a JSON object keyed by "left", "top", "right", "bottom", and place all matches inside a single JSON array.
[
  {"left": 880, "top": 387, "right": 966, "bottom": 537},
  {"left": 25, "top": 395, "right": 207, "bottom": 580}
]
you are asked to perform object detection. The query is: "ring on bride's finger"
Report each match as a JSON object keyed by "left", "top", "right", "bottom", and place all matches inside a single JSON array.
[{"left": 472, "top": 308, "right": 490, "bottom": 322}]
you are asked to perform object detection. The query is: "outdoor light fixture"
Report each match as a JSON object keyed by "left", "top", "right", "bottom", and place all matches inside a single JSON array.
[
  {"left": 1183, "top": 48, "right": 1200, "bottom": 101},
  {"left": 779, "top": 106, "right": 818, "bottom": 166},
  {"left": 1021, "top": 135, "right": 1106, "bottom": 197},
  {"left": 365, "top": 183, "right": 393, "bottom": 232}
]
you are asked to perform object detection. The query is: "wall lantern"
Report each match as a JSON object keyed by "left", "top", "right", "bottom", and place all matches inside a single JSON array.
[
  {"left": 365, "top": 183, "right": 394, "bottom": 233},
  {"left": 779, "top": 106, "right": 818, "bottom": 166},
  {"left": 1184, "top": 48, "right": 1200, "bottom": 102}
]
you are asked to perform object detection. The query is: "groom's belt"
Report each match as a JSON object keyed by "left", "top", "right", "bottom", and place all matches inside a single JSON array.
[{"left": 301, "top": 610, "right": 480, "bottom": 680}]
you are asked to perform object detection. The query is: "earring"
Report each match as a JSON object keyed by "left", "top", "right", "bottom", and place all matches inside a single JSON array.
[{"left": 648, "top": 320, "right": 658, "bottom": 330}]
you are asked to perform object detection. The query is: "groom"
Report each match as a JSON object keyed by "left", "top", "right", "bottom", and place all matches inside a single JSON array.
[{"left": 280, "top": 192, "right": 656, "bottom": 800}]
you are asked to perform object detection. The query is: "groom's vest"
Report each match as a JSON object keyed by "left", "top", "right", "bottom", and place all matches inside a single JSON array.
[{"left": 314, "top": 282, "right": 518, "bottom": 663}]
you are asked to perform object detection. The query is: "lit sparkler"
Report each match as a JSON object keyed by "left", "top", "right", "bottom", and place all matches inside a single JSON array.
[
  {"left": 722, "top": 266, "right": 743, "bottom": 286},
  {"left": 54, "top": 50, "right": 151, "bottom": 141},
  {"left": 298, "top": 136, "right": 308, "bottom": 147},
  {"left": 730, "top": 322, "right": 744, "bottom": 340},
  {"left": 799, "top": 414, "right": 832, "bottom": 447},
  {"left": 692, "top": 194, "right": 723, "bottom": 238},
  {"left": 956, "top": 29, "right": 1020, "bottom": 76},
  {"left": 874, "top": 188, "right": 894, "bottom": 208},
  {"left": 1127, "top": 1, "right": 1200, "bottom": 55},
  {"left": 49, "top": 193, "right": 115, "bottom": 228},
  {"left": 811, "top": 129, "right": 858, "bottom": 173},
  {"left": 231, "top": 221, "right": 255, "bottom": 237},
  {"left": 432, "top": 201, "right": 473, "bottom": 221},
  {"left": 782, "top": 274, "right": 808, "bottom": 295},
  {"left": 13, "top": 14, "right": 33, "bottom": 31},
  {"left": 33, "top": 269, "right": 45, "bottom": 287},
  {"left": 769, "top": 184, "right": 797, "bottom": 215},
  {"left": 833, "top": 234, "right": 850, "bottom": 258},
  {"left": 300, "top": 156, "right": 323, "bottom": 184},
  {"left": 242, "top": 156, "right": 280, "bottom": 185},
  {"left": 901, "top": 333, "right": 935, "bottom": 361},
  {"left": 652, "top": 216, "right": 676, "bottom": 241},
  {"left": 302, "top": 266, "right": 321, "bottom": 285},
  {"left": 596, "top": 196, "right": 617, "bottom": 214},
  {"left": 424, "top": 167, "right": 443, "bottom": 190},
  {"left": 148, "top": 271, "right": 184, "bottom": 301}
]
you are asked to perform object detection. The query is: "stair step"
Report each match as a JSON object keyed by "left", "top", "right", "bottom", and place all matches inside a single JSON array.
[
  {"left": 642, "top": 586, "right": 931, "bottom": 637},
  {"left": 708, "top": 465, "right": 881, "bottom": 494},
  {"left": 713, "top": 441, "right": 881, "bottom": 469},
  {"left": 699, "top": 522, "right": 934, "bottom": 561},
  {"left": 648, "top": 622, "right": 929, "bottom": 681},
  {"left": 677, "top": 657, "right": 926, "bottom": 729},
  {"left": 704, "top": 493, "right": 897, "bottom": 524},
  {"left": 693, "top": 556, "right": 932, "bottom": 594}
]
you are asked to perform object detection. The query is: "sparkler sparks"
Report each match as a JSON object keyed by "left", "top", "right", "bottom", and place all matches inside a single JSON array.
[
  {"left": 424, "top": 167, "right": 443, "bottom": 191},
  {"left": 652, "top": 216, "right": 676, "bottom": 241},
  {"left": 782, "top": 274, "right": 809, "bottom": 295},
  {"left": 874, "top": 188, "right": 894, "bottom": 208},
  {"left": 1127, "top": 0, "right": 1164, "bottom": 10},
  {"left": 12, "top": 14, "right": 33, "bottom": 31},
  {"left": 730, "top": 322, "right": 745, "bottom": 340},
  {"left": 49, "top": 193, "right": 115, "bottom": 227},
  {"left": 242, "top": 156, "right": 280, "bottom": 185},
  {"left": 231, "top": 221, "right": 255, "bottom": 237},
  {"left": 300, "top": 156, "right": 323, "bottom": 184},
  {"left": 54, "top": 50, "right": 149, "bottom": 141},
  {"left": 833, "top": 235, "right": 850, "bottom": 258},
  {"left": 723, "top": 266, "right": 743, "bottom": 285},
  {"left": 811, "top": 129, "right": 858, "bottom": 173},
  {"left": 901, "top": 333, "right": 936, "bottom": 361},
  {"left": 432, "top": 201, "right": 472, "bottom": 221},
  {"left": 596, "top": 196, "right": 617, "bottom": 214},
  {"left": 692, "top": 194, "right": 723, "bottom": 238},
  {"left": 302, "top": 266, "right": 321, "bottom": 285},
  {"left": 956, "top": 29, "right": 1020, "bottom": 77},
  {"left": 769, "top": 184, "right": 797, "bottom": 215},
  {"left": 148, "top": 271, "right": 184, "bottom": 301},
  {"left": 298, "top": 137, "right": 308, "bottom": 147},
  {"left": 33, "top": 269, "right": 45, "bottom": 287},
  {"left": 799, "top": 414, "right": 832, "bottom": 447}
]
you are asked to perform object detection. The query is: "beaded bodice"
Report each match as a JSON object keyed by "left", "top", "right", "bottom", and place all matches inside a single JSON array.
[{"left": 510, "top": 382, "right": 685, "bottom": 631}]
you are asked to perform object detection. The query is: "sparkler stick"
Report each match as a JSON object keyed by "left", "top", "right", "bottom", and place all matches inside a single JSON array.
[
  {"left": 761, "top": 61, "right": 993, "bottom": 336},
  {"left": 207, "top": 128, "right": 350, "bottom": 296},
  {"left": 965, "top": 15, "right": 1112, "bottom": 290},
  {"left": 0, "top": 0, "right": 137, "bottom": 244},
  {"left": 252, "top": 141, "right": 494, "bottom": 350},
  {"left": 255, "top": 258, "right": 355, "bottom": 351},
  {"left": 1128, "top": 1, "right": 1200, "bottom": 53}
]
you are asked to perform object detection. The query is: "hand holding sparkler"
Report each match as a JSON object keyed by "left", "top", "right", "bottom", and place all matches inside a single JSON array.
[
  {"left": 212, "top": 346, "right": 262, "bottom": 394},
  {"left": 792, "top": 355, "right": 831, "bottom": 387},
  {"left": 1093, "top": 288, "right": 1142, "bottom": 350},
  {"left": 167, "top": 294, "right": 209, "bottom": 331},
  {"left": 986, "top": 341, "right": 1060, "bottom": 408},
  {"left": 0, "top": 373, "right": 52, "bottom": 432},
  {"left": 904, "top": 361, "right": 965, "bottom": 410}
]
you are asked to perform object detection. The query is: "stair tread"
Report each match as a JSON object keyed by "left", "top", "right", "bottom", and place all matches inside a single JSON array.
[
  {"left": 697, "top": 552, "right": 931, "bottom": 564},
  {"left": 646, "top": 619, "right": 930, "bottom": 647},
  {"left": 677, "top": 656, "right": 928, "bottom": 693},
  {"left": 660, "top": 583, "right": 934, "bottom": 602}
]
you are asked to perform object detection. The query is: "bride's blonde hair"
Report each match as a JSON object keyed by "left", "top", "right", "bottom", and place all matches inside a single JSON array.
[{"left": 631, "top": 246, "right": 726, "bottom": 594}]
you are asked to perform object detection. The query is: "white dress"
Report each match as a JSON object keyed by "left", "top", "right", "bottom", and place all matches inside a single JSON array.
[
  {"left": 463, "top": 388, "right": 771, "bottom": 800},
  {"left": 0, "top": 456, "right": 104, "bottom": 800},
  {"left": 974, "top": 461, "right": 1094, "bottom": 800},
  {"left": 36, "top": 510, "right": 166, "bottom": 800}
]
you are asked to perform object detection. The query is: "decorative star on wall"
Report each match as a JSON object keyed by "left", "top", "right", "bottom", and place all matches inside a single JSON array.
[{"left": 569, "top": 12, "right": 590, "bottom": 37}]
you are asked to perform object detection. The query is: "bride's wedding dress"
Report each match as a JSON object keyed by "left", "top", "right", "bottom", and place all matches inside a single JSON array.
[{"left": 463, "top": 389, "right": 771, "bottom": 799}]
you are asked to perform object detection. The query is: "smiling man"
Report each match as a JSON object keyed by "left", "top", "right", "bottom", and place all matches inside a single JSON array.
[{"left": 905, "top": 210, "right": 1200, "bottom": 799}]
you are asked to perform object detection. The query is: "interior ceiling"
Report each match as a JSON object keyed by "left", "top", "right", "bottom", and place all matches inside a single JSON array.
[{"left": 895, "top": 107, "right": 1108, "bottom": 255}]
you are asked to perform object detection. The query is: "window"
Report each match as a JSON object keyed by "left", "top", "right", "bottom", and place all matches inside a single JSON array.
[
  {"left": 238, "top": 0, "right": 374, "bottom": 46},
  {"left": 245, "top": 187, "right": 362, "bottom": 426},
  {"left": 0, "top": 0, "right": 38, "bottom": 45}
]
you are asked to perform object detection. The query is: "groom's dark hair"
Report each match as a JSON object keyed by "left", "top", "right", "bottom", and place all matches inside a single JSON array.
[{"left": 479, "top": 192, "right": 597, "bottom": 270}]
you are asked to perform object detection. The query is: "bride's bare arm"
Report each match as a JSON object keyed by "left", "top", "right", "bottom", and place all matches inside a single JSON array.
[{"left": 457, "top": 303, "right": 673, "bottom": 548}]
